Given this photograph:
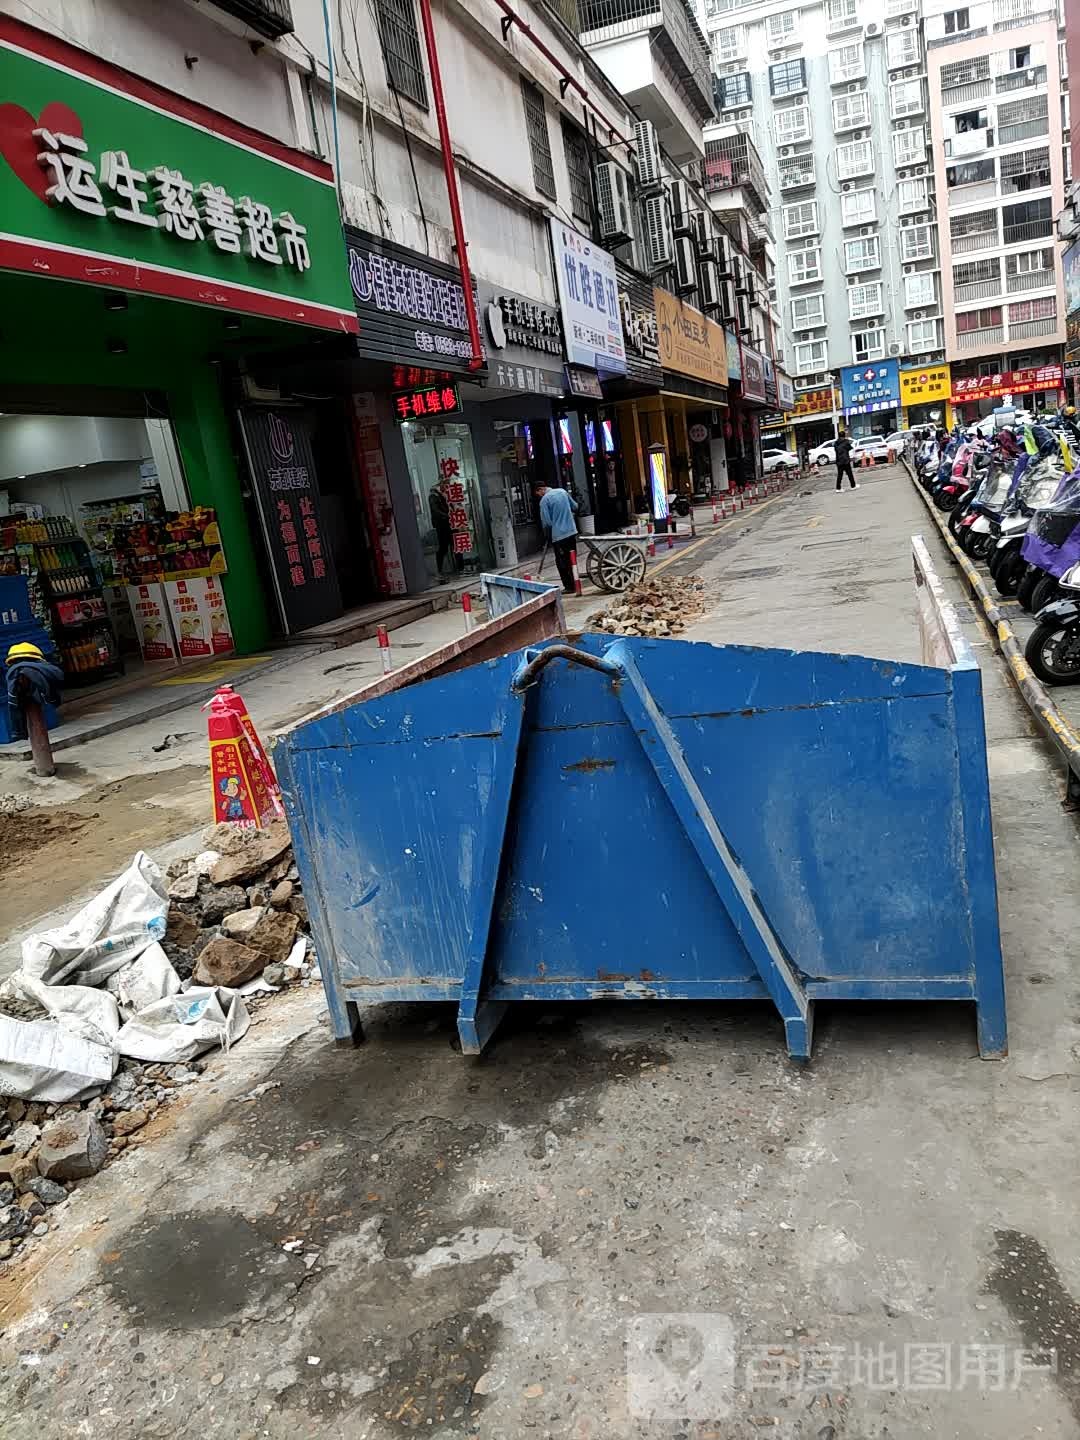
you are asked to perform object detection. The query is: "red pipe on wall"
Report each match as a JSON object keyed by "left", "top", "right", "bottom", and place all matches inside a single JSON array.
[{"left": 416, "top": 0, "right": 485, "bottom": 371}]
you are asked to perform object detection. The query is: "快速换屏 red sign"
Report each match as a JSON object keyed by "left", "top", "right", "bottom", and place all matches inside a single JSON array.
[
  {"left": 0, "top": 15, "right": 357, "bottom": 332},
  {"left": 951, "top": 365, "right": 1063, "bottom": 403}
]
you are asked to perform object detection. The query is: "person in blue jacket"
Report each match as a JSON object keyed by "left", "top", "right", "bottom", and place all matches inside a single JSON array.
[{"left": 535, "top": 483, "right": 579, "bottom": 595}]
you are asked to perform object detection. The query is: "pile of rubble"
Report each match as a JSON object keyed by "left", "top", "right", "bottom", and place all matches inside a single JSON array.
[
  {"left": 590, "top": 574, "right": 706, "bottom": 638},
  {"left": 0, "top": 821, "right": 320, "bottom": 1268},
  {"left": 163, "top": 820, "right": 313, "bottom": 988}
]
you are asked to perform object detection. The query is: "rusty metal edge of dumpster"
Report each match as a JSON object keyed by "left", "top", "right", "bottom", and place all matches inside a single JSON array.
[
  {"left": 270, "top": 583, "right": 566, "bottom": 742},
  {"left": 903, "top": 454, "right": 1080, "bottom": 793}
]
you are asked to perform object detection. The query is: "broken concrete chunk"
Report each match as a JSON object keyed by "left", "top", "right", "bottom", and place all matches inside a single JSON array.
[
  {"left": 196, "top": 884, "right": 248, "bottom": 925},
  {"left": 269, "top": 880, "right": 294, "bottom": 909},
  {"left": 246, "top": 883, "right": 271, "bottom": 908},
  {"left": 193, "top": 938, "right": 267, "bottom": 988},
  {"left": 208, "top": 822, "right": 292, "bottom": 887},
  {"left": 166, "top": 908, "right": 200, "bottom": 949},
  {"left": 0, "top": 1205, "right": 30, "bottom": 1241},
  {"left": 37, "top": 1112, "right": 109, "bottom": 1181},
  {"left": 194, "top": 850, "right": 221, "bottom": 877},
  {"left": 167, "top": 870, "right": 199, "bottom": 903},
  {"left": 8, "top": 1122, "right": 40, "bottom": 1157},
  {"left": 221, "top": 906, "right": 267, "bottom": 940},
  {"left": 25, "top": 1177, "right": 67, "bottom": 1207},
  {"left": 286, "top": 894, "right": 309, "bottom": 929},
  {"left": 220, "top": 908, "right": 298, "bottom": 964},
  {"left": 111, "top": 1109, "right": 147, "bottom": 1137}
]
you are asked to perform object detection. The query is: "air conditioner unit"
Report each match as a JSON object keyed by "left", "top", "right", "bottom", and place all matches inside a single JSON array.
[
  {"left": 903, "top": 264, "right": 914, "bottom": 274},
  {"left": 716, "top": 232, "right": 733, "bottom": 277},
  {"left": 896, "top": 119, "right": 907, "bottom": 129},
  {"left": 718, "top": 278, "right": 737, "bottom": 322},
  {"left": 860, "top": 225, "right": 872, "bottom": 236},
  {"left": 899, "top": 169, "right": 909, "bottom": 179},
  {"left": 916, "top": 165, "right": 926, "bottom": 176},
  {"left": 674, "top": 234, "right": 697, "bottom": 294},
  {"left": 866, "top": 21, "right": 881, "bottom": 35},
  {"left": 736, "top": 294, "right": 752, "bottom": 331},
  {"left": 691, "top": 210, "right": 714, "bottom": 257},
  {"left": 594, "top": 162, "right": 634, "bottom": 245},
  {"left": 634, "top": 119, "right": 664, "bottom": 189},
  {"left": 730, "top": 254, "right": 744, "bottom": 292},
  {"left": 780, "top": 146, "right": 794, "bottom": 157},
  {"left": 700, "top": 259, "right": 721, "bottom": 311},
  {"left": 900, "top": 13, "right": 911, "bottom": 22},
  {"left": 842, "top": 181, "right": 852, "bottom": 192},
  {"left": 914, "top": 309, "right": 925, "bottom": 319},
  {"left": 905, "top": 67, "right": 915, "bottom": 78},
  {"left": 671, "top": 180, "right": 693, "bottom": 234},
  {"left": 644, "top": 192, "right": 673, "bottom": 268},
  {"left": 735, "top": 257, "right": 753, "bottom": 294},
  {"left": 848, "top": 82, "right": 860, "bottom": 94},
  {"left": 889, "top": 342, "right": 902, "bottom": 353}
]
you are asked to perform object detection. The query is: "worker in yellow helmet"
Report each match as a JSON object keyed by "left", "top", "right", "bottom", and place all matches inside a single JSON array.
[
  {"left": 5, "top": 642, "right": 44, "bottom": 664},
  {"left": 4, "top": 639, "right": 63, "bottom": 745}
]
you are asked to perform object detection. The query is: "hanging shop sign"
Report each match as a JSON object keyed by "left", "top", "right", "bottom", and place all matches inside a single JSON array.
[
  {"left": 762, "top": 355, "right": 778, "bottom": 408},
  {"left": 951, "top": 364, "right": 1064, "bottom": 403},
  {"left": 724, "top": 331, "right": 741, "bottom": 380},
  {"left": 777, "top": 373, "right": 796, "bottom": 409},
  {"left": 616, "top": 263, "right": 663, "bottom": 388},
  {"left": 1065, "top": 240, "right": 1080, "bottom": 315},
  {"left": 477, "top": 279, "right": 564, "bottom": 396},
  {"left": 840, "top": 361, "right": 900, "bottom": 416},
  {"left": 392, "top": 382, "right": 462, "bottom": 422},
  {"left": 654, "top": 289, "right": 727, "bottom": 389},
  {"left": 345, "top": 227, "right": 482, "bottom": 374},
  {"left": 351, "top": 393, "right": 406, "bottom": 598},
  {"left": 0, "top": 16, "right": 356, "bottom": 331},
  {"left": 740, "top": 345, "right": 768, "bottom": 405},
  {"left": 794, "top": 387, "right": 833, "bottom": 417},
  {"left": 900, "top": 365, "right": 951, "bottom": 407},
  {"left": 238, "top": 408, "right": 342, "bottom": 635},
  {"left": 550, "top": 219, "right": 626, "bottom": 375},
  {"left": 565, "top": 365, "right": 604, "bottom": 400}
]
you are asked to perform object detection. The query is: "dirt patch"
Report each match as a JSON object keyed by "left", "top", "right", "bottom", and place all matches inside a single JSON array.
[{"left": 0, "top": 766, "right": 207, "bottom": 938}]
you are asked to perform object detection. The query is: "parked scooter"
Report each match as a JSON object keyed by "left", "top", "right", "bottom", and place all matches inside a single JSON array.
[
  {"left": 1024, "top": 555, "right": 1080, "bottom": 685},
  {"left": 988, "top": 432, "right": 1070, "bottom": 597},
  {"left": 1011, "top": 433, "right": 1080, "bottom": 610}
]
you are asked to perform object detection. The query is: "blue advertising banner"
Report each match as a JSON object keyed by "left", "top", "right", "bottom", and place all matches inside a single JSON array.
[
  {"left": 1064, "top": 239, "right": 1080, "bottom": 316},
  {"left": 840, "top": 360, "right": 900, "bottom": 417}
]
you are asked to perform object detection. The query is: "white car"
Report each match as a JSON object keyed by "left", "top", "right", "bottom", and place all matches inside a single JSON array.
[
  {"left": 885, "top": 431, "right": 910, "bottom": 455},
  {"left": 808, "top": 441, "right": 836, "bottom": 467},
  {"left": 852, "top": 435, "right": 891, "bottom": 463},
  {"left": 761, "top": 446, "right": 800, "bottom": 474}
]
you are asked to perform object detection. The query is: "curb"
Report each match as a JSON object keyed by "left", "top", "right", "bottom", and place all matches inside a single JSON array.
[{"left": 902, "top": 456, "right": 1080, "bottom": 798}]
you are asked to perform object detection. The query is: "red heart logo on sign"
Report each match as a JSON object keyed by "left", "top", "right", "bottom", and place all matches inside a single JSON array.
[{"left": 0, "top": 101, "right": 83, "bottom": 203}]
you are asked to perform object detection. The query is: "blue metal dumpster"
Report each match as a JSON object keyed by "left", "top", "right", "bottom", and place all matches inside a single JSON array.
[{"left": 276, "top": 551, "right": 1006, "bottom": 1060}]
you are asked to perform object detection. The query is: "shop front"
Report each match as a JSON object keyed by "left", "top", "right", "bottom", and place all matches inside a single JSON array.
[
  {"left": 602, "top": 265, "right": 664, "bottom": 521},
  {"left": 758, "top": 371, "right": 798, "bottom": 453},
  {"left": 900, "top": 364, "right": 952, "bottom": 432},
  {"left": 1062, "top": 239, "right": 1079, "bottom": 407},
  {"left": 0, "top": 15, "right": 357, "bottom": 687},
  {"left": 839, "top": 362, "right": 901, "bottom": 438},
  {"left": 545, "top": 220, "right": 634, "bottom": 534},
  {"left": 950, "top": 363, "right": 1065, "bottom": 423},
  {"left": 725, "top": 336, "right": 769, "bottom": 486}
]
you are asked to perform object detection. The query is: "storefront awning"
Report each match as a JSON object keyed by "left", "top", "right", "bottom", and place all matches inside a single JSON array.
[{"left": 660, "top": 376, "right": 728, "bottom": 408}]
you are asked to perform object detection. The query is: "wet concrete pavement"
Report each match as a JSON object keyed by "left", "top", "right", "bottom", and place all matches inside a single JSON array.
[{"left": 3, "top": 464, "right": 1080, "bottom": 1439}]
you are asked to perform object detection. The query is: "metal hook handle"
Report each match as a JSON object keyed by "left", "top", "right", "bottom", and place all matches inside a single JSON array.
[{"left": 510, "top": 643, "right": 622, "bottom": 693}]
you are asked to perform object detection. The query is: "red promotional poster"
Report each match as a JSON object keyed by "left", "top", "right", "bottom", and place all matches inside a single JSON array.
[
  {"left": 125, "top": 583, "right": 178, "bottom": 663},
  {"left": 207, "top": 694, "right": 277, "bottom": 829},
  {"left": 164, "top": 578, "right": 214, "bottom": 660},
  {"left": 203, "top": 576, "right": 235, "bottom": 654},
  {"left": 210, "top": 686, "right": 285, "bottom": 820}
]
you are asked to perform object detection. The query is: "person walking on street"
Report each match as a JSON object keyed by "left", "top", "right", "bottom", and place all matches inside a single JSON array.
[
  {"left": 834, "top": 431, "right": 858, "bottom": 492},
  {"left": 429, "top": 478, "right": 462, "bottom": 576},
  {"left": 535, "top": 482, "right": 579, "bottom": 594}
]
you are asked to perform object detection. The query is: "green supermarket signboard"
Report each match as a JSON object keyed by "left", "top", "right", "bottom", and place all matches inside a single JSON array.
[{"left": 0, "top": 15, "right": 357, "bottom": 333}]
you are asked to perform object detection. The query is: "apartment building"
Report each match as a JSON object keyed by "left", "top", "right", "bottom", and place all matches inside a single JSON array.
[
  {"left": 925, "top": 0, "right": 1070, "bottom": 419},
  {"left": 697, "top": 0, "right": 947, "bottom": 441}
]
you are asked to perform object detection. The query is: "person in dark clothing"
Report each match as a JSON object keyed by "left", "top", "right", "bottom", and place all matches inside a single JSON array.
[
  {"left": 429, "top": 479, "right": 462, "bottom": 575},
  {"left": 834, "top": 432, "right": 858, "bottom": 492},
  {"left": 535, "top": 483, "right": 579, "bottom": 594}
]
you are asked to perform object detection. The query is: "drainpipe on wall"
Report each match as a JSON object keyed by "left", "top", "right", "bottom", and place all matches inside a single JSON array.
[{"left": 415, "top": 0, "right": 484, "bottom": 371}]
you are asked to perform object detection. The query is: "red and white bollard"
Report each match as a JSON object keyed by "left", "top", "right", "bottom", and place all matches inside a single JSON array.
[
  {"left": 689, "top": 510, "right": 697, "bottom": 537},
  {"left": 377, "top": 624, "right": 392, "bottom": 675},
  {"left": 569, "top": 548, "right": 583, "bottom": 597},
  {"left": 462, "top": 592, "right": 474, "bottom": 632},
  {"left": 647, "top": 520, "right": 656, "bottom": 558},
  {"left": 712, "top": 499, "right": 719, "bottom": 524},
  {"left": 667, "top": 530, "right": 675, "bottom": 550}
]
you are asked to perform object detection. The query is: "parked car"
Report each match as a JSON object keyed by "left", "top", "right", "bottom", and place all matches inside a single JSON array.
[
  {"left": 885, "top": 431, "right": 911, "bottom": 454},
  {"left": 761, "top": 446, "right": 801, "bottom": 474},
  {"left": 852, "top": 435, "right": 891, "bottom": 463},
  {"left": 808, "top": 440, "right": 836, "bottom": 467}
]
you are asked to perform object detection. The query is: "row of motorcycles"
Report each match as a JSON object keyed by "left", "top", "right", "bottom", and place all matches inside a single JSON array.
[{"left": 913, "top": 414, "right": 1080, "bottom": 685}]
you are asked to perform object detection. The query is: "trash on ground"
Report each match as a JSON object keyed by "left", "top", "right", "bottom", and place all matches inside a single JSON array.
[{"left": 588, "top": 574, "right": 706, "bottom": 637}]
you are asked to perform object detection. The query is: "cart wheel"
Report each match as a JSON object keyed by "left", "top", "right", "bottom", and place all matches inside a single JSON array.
[
  {"left": 597, "top": 541, "right": 647, "bottom": 592},
  {"left": 585, "top": 548, "right": 605, "bottom": 590}
]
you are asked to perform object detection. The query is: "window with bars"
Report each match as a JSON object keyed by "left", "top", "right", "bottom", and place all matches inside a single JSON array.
[
  {"left": 1008, "top": 296, "right": 1056, "bottom": 321},
  {"left": 947, "top": 158, "right": 995, "bottom": 187},
  {"left": 1005, "top": 246, "right": 1055, "bottom": 274},
  {"left": 940, "top": 55, "right": 989, "bottom": 88},
  {"left": 892, "top": 127, "right": 926, "bottom": 167},
  {"left": 791, "top": 293, "right": 826, "bottom": 327},
  {"left": 890, "top": 80, "right": 924, "bottom": 117},
  {"left": 950, "top": 208, "right": 996, "bottom": 237},
  {"left": 998, "top": 95, "right": 1049, "bottom": 127},
  {"left": 844, "top": 235, "right": 881, "bottom": 270},
  {"left": 770, "top": 59, "right": 807, "bottom": 95},
  {"left": 784, "top": 200, "right": 820, "bottom": 237},
  {"left": 374, "top": 0, "right": 428, "bottom": 107},
  {"left": 562, "top": 122, "right": 593, "bottom": 225},
  {"left": 1002, "top": 196, "right": 1053, "bottom": 240},
  {"left": 714, "top": 25, "right": 744, "bottom": 61},
  {"left": 789, "top": 247, "right": 824, "bottom": 284},
  {"left": 852, "top": 327, "right": 886, "bottom": 362},
  {"left": 775, "top": 104, "right": 812, "bottom": 142},
  {"left": 900, "top": 224, "right": 934, "bottom": 261},
  {"left": 1000, "top": 146, "right": 1051, "bottom": 193},
  {"left": 833, "top": 92, "right": 870, "bottom": 131},
  {"left": 829, "top": 43, "right": 865, "bottom": 82},
  {"left": 953, "top": 257, "right": 999, "bottom": 285},
  {"left": 848, "top": 281, "right": 884, "bottom": 318},
  {"left": 717, "top": 72, "right": 753, "bottom": 108},
  {"left": 841, "top": 186, "right": 877, "bottom": 224},
  {"left": 898, "top": 177, "right": 929, "bottom": 212},
  {"left": 826, "top": 0, "right": 859, "bottom": 27},
  {"left": 766, "top": 10, "right": 798, "bottom": 44},
  {"left": 836, "top": 138, "right": 874, "bottom": 179},
  {"left": 521, "top": 79, "right": 555, "bottom": 199},
  {"left": 907, "top": 319, "right": 939, "bottom": 349},
  {"left": 794, "top": 339, "right": 828, "bottom": 372},
  {"left": 957, "top": 305, "right": 1002, "bottom": 331},
  {"left": 905, "top": 271, "right": 937, "bottom": 305},
  {"left": 886, "top": 29, "right": 919, "bottom": 69}
]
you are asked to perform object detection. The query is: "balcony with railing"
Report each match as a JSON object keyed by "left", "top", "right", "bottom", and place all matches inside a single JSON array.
[
  {"left": 703, "top": 130, "right": 770, "bottom": 213},
  {"left": 887, "top": 0, "right": 919, "bottom": 14},
  {"left": 996, "top": 64, "right": 1048, "bottom": 93},
  {"left": 1007, "top": 266, "right": 1056, "bottom": 291},
  {"left": 957, "top": 324, "right": 1006, "bottom": 347},
  {"left": 208, "top": 0, "right": 293, "bottom": 35},
  {"left": 577, "top": 0, "right": 713, "bottom": 121},
  {"left": 948, "top": 180, "right": 999, "bottom": 207},
  {"left": 929, "top": 27, "right": 988, "bottom": 50},
  {"left": 950, "top": 223, "right": 1000, "bottom": 253},
  {"left": 1009, "top": 315, "right": 1059, "bottom": 337},
  {"left": 993, "top": 0, "right": 1056, "bottom": 28},
  {"left": 955, "top": 277, "right": 1004, "bottom": 301},
  {"left": 950, "top": 127, "right": 994, "bottom": 159},
  {"left": 1003, "top": 217, "right": 1055, "bottom": 243},
  {"left": 779, "top": 158, "right": 816, "bottom": 190}
]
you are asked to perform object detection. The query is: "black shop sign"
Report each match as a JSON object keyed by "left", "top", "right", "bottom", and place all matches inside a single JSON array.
[
  {"left": 616, "top": 262, "right": 662, "bottom": 388},
  {"left": 239, "top": 408, "right": 342, "bottom": 635},
  {"left": 345, "top": 227, "right": 483, "bottom": 376}
]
